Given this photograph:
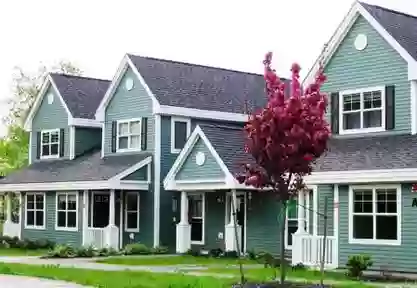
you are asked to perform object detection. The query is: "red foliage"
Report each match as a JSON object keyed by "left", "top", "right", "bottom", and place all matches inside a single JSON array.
[{"left": 237, "top": 52, "right": 330, "bottom": 201}]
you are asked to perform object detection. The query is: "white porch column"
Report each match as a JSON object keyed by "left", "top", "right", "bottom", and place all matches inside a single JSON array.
[
  {"left": 176, "top": 191, "right": 191, "bottom": 253},
  {"left": 82, "top": 190, "right": 89, "bottom": 246},
  {"left": 6, "top": 192, "right": 12, "bottom": 222},
  {"left": 225, "top": 190, "right": 241, "bottom": 252},
  {"left": 295, "top": 191, "right": 306, "bottom": 234},
  {"left": 3, "top": 192, "right": 20, "bottom": 239},
  {"left": 105, "top": 190, "right": 119, "bottom": 249}
]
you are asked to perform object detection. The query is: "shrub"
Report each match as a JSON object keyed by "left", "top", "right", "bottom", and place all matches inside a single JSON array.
[
  {"left": 184, "top": 248, "right": 200, "bottom": 257},
  {"left": 209, "top": 248, "right": 223, "bottom": 258},
  {"left": 123, "top": 243, "right": 150, "bottom": 255},
  {"left": 246, "top": 249, "right": 256, "bottom": 260},
  {"left": 0, "top": 236, "right": 54, "bottom": 250},
  {"left": 75, "top": 246, "right": 97, "bottom": 258},
  {"left": 223, "top": 250, "right": 238, "bottom": 259},
  {"left": 346, "top": 254, "right": 373, "bottom": 278},
  {"left": 45, "top": 244, "right": 76, "bottom": 258},
  {"left": 291, "top": 262, "right": 307, "bottom": 271},
  {"left": 98, "top": 247, "right": 119, "bottom": 257},
  {"left": 150, "top": 246, "right": 169, "bottom": 255}
]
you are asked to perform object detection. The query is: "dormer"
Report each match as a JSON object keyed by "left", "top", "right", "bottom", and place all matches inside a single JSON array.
[{"left": 24, "top": 74, "right": 109, "bottom": 163}]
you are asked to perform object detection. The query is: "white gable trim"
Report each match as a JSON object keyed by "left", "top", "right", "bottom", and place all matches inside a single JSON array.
[
  {"left": 304, "top": 1, "right": 417, "bottom": 85},
  {"left": 95, "top": 54, "right": 160, "bottom": 122},
  {"left": 24, "top": 75, "right": 74, "bottom": 131},
  {"left": 109, "top": 156, "right": 152, "bottom": 182},
  {"left": 164, "top": 125, "right": 236, "bottom": 190},
  {"left": 69, "top": 118, "right": 102, "bottom": 128}
]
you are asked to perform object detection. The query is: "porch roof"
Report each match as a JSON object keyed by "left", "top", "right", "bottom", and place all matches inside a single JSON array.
[{"left": 0, "top": 149, "right": 152, "bottom": 184}]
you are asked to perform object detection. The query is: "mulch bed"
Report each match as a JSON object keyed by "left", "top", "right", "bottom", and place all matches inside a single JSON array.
[{"left": 232, "top": 282, "right": 332, "bottom": 287}]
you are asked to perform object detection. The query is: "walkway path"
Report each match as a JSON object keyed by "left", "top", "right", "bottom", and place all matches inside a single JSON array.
[{"left": 0, "top": 275, "right": 91, "bottom": 288}]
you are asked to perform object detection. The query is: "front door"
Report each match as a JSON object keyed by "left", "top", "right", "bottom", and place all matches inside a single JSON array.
[
  {"left": 92, "top": 192, "right": 109, "bottom": 228},
  {"left": 226, "top": 194, "right": 246, "bottom": 253}
]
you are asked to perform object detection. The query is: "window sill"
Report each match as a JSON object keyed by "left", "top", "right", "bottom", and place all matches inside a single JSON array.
[
  {"left": 55, "top": 227, "right": 78, "bottom": 232},
  {"left": 339, "top": 127, "right": 385, "bottom": 135},
  {"left": 191, "top": 241, "right": 205, "bottom": 245},
  {"left": 349, "top": 238, "right": 401, "bottom": 246},
  {"left": 24, "top": 225, "right": 45, "bottom": 230},
  {"left": 125, "top": 228, "right": 140, "bottom": 233}
]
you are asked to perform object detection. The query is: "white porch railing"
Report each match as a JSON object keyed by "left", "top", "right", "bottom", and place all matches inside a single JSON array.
[
  {"left": 292, "top": 234, "right": 338, "bottom": 269},
  {"left": 3, "top": 221, "right": 20, "bottom": 239},
  {"left": 84, "top": 226, "right": 119, "bottom": 249}
]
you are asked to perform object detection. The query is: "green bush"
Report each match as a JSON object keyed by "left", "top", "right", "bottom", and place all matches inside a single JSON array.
[
  {"left": 346, "top": 254, "right": 373, "bottom": 278},
  {"left": 150, "top": 246, "right": 169, "bottom": 255},
  {"left": 0, "top": 236, "right": 55, "bottom": 250},
  {"left": 246, "top": 249, "right": 256, "bottom": 260},
  {"left": 45, "top": 244, "right": 76, "bottom": 258},
  {"left": 123, "top": 243, "right": 150, "bottom": 255},
  {"left": 98, "top": 247, "right": 119, "bottom": 257},
  {"left": 75, "top": 246, "right": 96, "bottom": 258}
]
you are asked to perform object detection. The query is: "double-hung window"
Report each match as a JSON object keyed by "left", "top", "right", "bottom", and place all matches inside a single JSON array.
[
  {"left": 171, "top": 117, "right": 191, "bottom": 153},
  {"left": 41, "top": 129, "right": 60, "bottom": 159},
  {"left": 340, "top": 87, "right": 385, "bottom": 134},
  {"left": 125, "top": 192, "right": 140, "bottom": 232},
  {"left": 117, "top": 119, "right": 141, "bottom": 152},
  {"left": 349, "top": 185, "right": 401, "bottom": 245},
  {"left": 56, "top": 192, "right": 78, "bottom": 231},
  {"left": 25, "top": 193, "right": 45, "bottom": 229}
]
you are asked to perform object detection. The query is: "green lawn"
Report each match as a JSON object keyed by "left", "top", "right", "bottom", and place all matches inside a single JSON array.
[
  {"left": 96, "top": 255, "right": 259, "bottom": 266},
  {"left": 0, "top": 263, "right": 376, "bottom": 288},
  {"left": 0, "top": 248, "right": 47, "bottom": 256}
]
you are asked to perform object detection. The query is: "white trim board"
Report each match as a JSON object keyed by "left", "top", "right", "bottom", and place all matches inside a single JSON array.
[
  {"left": 303, "top": 1, "right": 417, "bottom": 85},
  {"left": 110, "top": 156, "right": 152, "bottom": 182},
  {"left": 163, "top": 125, "right": 236, "bottom": 191},
  {"left": 95, "top": 54, "right": 160, "bottom": 122}
]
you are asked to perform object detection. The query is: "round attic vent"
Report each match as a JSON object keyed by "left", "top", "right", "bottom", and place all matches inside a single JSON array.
[
  {"left": 47, "top": 93, "right": 54, "bottom": 104},
  {"left": 195, "top": 152, "right": 206, "bottom": 166},
  {"left": 125, "top": 78, "right": 134, "bottom": 91},
  {"left": 354, "top": 33, "right": 368, "bottom": 51}
]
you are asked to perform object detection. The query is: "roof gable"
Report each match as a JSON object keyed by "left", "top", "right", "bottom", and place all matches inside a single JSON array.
[{"left": 304, "top": 1, "right": 417, "bottom": 85}]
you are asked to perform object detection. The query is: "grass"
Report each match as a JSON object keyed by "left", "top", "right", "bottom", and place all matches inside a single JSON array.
[
  {"left": 0, "top": 248, "right": 48, "bottom": 256},
  {"left": 0, "top": 262, "right": 377, "bottom": 288},
  {"left": 96, "top": 255, "right": 259, "bottom": 266}
]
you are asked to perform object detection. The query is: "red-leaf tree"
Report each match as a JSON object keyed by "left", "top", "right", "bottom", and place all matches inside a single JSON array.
[{"left": 237, "top": 52, "right": 330, "bottom": 285}]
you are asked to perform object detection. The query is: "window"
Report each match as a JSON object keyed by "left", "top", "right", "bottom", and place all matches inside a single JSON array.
[
  {"left": 349, "top": 185, "right": 401, "bottom": 245},
  {"left": 285, "top": 190, "right": 311, "bottom": 249},
  {"left": 125, "top": 192, "right": 140, "bottom": 232},
  {"left": 41, "top": 129, "right": 60, "bottom": 159},
  {"left": 25, "top": 193, "right": 45, "bottom": 229},
  {"left": 171, "top": 117, "right": 191, "bottom": 153},
  {"left": 56, "top": 192, "right": 78, "bottom": 230},
  {"left": 117, "top": 119, "right": 141, "bottom": 151},
  {"left": 188, "top": 194, "right": 204, "bottom": 244},
  {"left": 340, "top": 87, "right": 385, "bottom": 134}
]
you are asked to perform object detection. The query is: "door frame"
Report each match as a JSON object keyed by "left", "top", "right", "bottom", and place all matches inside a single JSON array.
[
  {"left": 224, "top": 191, "right": 247, "bottom": 253},
  {"left": 89, "top": 191, "right": 110, "bottom": 228},
  {"left": 285, "top": 189, "right": 312, "bottom": 250}
]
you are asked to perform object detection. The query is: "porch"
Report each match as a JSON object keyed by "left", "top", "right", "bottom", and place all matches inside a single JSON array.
[{"left": 1, "top": 192, "right": 21, "bottom": 239}]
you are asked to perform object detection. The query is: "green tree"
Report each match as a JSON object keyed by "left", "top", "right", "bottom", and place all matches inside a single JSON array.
[{"left": 0, "top": 61, "right": 82, "bottom": 176}]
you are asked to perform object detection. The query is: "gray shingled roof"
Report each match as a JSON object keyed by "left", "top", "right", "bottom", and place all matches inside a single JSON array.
[
  {"left": 360, "top": 2, "right": 417, "bottom": 61},
  {"left": 0, "top": 150, "right": 151, "bottom": 184},
  {"left": 128, "top": 54, "right": 290, "bottom": 114},
  {"left": 200, "top": 125, "right": 417, "bottom": 175},
  {"left": 50, "top": 74, "right": 110, "bottom": 119}
]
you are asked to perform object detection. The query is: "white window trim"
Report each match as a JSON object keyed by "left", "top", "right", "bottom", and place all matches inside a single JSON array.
[
  {"left": 116, "top": 118, "right": 142, "bottom": 153},
  {"left": 170, "top": 117, "right": 191, "bottom": 154},
  {"left": 189, "top": 192, "right": 205, "bottom": 245},
  {"left": 339, "top": 86, "right": 386, "bottom": 135},
  {"left": 24, "top": 192, "right": 46, "bottom": 230},
  {"left": 348, "top": 184, "right": 401, "bottom": 246},
  {"left": 40, "top": 128, "right": 60, "bottom": 159},
  {"left": 125, "top": 192, "right": 140, "bottom": 233},
  {"left": 55, "top": 192, "right": 79, "bottom": 232}
]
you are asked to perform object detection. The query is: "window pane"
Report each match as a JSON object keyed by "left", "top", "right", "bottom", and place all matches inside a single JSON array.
[
  {"left": 50, "top": 143, "right": 59, "bottom": 155},
  {"left": 363, "top": 110, "right": 382, "bottom": 128},
  {"left": 118, "top": 123, "right": 129, "bottom": 135},
  {"left": 190, "top": 219, "right": 203, "bottom": 241},
  {"left": 189, "top": 196, "right": 202, "bottom": 218},
  {"left": 364, "top": 91, "right": 382, "bottom": 109},
  {"left": 287, "top": 220, "right": 298, "bottom": 246},
  {"left": 376, "top": 215, "right": 397, "bottom": 240},
  {"left": 118, "top": 137, "right": 128, "bottom": 149},
  {"left": 35, "top": 195, "right": 44, "bottom": 209},
  {"left": 67, "top": 195, "right": 77, "bottom": 211},
  {"left": 376, "top": 189, "right": 397, "bottom": 213},
  {"left": 42, "top": 132, "right": 50, "bottom": 144},
  {"left": 174, "top": 121, "right": 188, "bottom": 150},
  {"left": 353, "top": 190, "right": 373, "bottom": 213},
  {"left": 67, "top": 211, "right": 77, "bottom": 228},
  {"left": 130, "top": 135, "right": 140, "bottom": 149},
  {"left": 126, "top": 194, "right": 138, "bottom": 211},
  {"left": 50, "top": 132, "right": 59, "bottom": 143},
  {"left": 42, "top": 144, "right": 50, "bottom": 156},
  {"left": 35, "top": 211, "right": 44, "bottom": 226},
  {"left": 288, "top": 199, "right": 297, "bottom": 219},
  {"left": 27, "top": 195, "right": 34, "bottom": 209},
  {"left": 130, "top": 121, "right": 141, "bottom": 134},
  {"left": 353, "top": 215, "right": 373, "bottom": 239},
  {"left": 57, "top": 211, "right": 66, "bottom": 227},
  {"left": 127, "top": 212, "right": 138, "bottom": 229},
  {"left": 27, "top": 211, "right": 34, "bottom": 226},
  {"left": 343, "top": 112, "right": 361, "bottom": 130},
  {"left": 343, "top": 94, "right": 361, "bottom": 111},
  {"left": 57, "top": 195, "right": 66, "bottom": 210}
]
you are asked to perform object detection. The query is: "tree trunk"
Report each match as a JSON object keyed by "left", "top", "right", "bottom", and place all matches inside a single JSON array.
[{"left": 280, "top": 201, "right": 287, "bottom": 286}]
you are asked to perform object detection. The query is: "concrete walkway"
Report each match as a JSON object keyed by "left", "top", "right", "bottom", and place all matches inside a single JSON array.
[{"left": 0, "top": 274, "right": 91, "bottom": 288}]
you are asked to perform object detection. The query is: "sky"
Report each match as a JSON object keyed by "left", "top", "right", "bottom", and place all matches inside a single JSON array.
[{"left": 0, "top": 0, "right": 415, "bottom": 136}]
